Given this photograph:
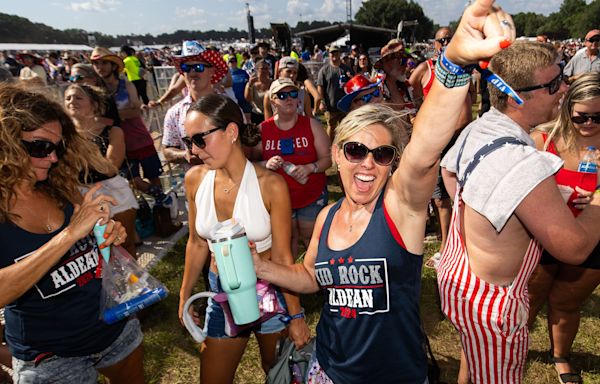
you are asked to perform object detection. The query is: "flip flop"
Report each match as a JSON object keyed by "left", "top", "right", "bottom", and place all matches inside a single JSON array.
[{"left": 425, "top": 252, "right": 441, "bottom": 269}]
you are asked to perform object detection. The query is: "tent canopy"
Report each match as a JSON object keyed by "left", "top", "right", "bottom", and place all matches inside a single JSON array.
[{"left": 296, "top": 23, "right": 396, "bottom": 52}]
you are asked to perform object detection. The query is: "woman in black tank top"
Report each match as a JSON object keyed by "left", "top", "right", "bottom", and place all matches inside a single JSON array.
[{"left": 64, "top": 83, "right": 138, "bottom": 257}]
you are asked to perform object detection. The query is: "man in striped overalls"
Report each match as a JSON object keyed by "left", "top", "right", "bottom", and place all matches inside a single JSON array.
[{"left": 438, "top": 42, "right": 600, "bottom": 383}]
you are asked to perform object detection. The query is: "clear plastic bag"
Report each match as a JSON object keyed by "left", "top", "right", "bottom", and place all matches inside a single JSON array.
[{"left": 99, "top": 246, "right": 168, "bottom": 324}]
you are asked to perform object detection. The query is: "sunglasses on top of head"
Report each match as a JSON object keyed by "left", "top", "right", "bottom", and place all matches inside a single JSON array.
[
  {"left": 180, "top": 63, "right": 212, "bottom": 73},
  {"left": 514, "top": 67, "right": 565, "bottom": 95},
  {"left": 353, "top": 88, "right": 381, "bottom": 105},
  {"left": 587, "top": 36, "right": 600, "bottom": 43},
  {"left": 182, "top": 126, "right": 225, "bottom": 149},
  {"left": 570, "top": 113, "right": 600, "bottom": 124},
  {"left": 343, "top": 141, "right": 397, "bottom": 166},
  {"left": 276, "top": 90, "right": 299, "bottom": 100},
  {"left": 21, "top": 139, "right": 66, "bottom": 158}
]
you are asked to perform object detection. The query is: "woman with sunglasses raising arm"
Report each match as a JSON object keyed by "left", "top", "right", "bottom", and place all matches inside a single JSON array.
[
  {"left": 0, "top": 84, "right": 143, "bottom": 383},
  {"left": 527, "top": 72, "right": 600, "bottom": 384},
  {"left": 178, "top": 93, "right": 310, "bottom": 384},
  {"left": 256, "top": 78, "right": 332, "bottom": 260},
  {"left": 250, "top": 1, "right": 515, "bottom": 382}
]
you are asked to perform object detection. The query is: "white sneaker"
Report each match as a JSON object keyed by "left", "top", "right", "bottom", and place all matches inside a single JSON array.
[{"left": 163, "top": 191, "right": 179, "bottom": 219}]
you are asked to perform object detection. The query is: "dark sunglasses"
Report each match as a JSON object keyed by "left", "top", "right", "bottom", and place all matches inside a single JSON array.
[
  {"left": 353, "top": 88, "right": 381, "bottom": 105},
  {"left": 180, "top": 63, "right": 212, "bottom": 73},
  {"left": 383, "top": 52, "right": 408, "bottom": 65},
  {"left": 276, "top": 90, "right": 299, "bottom": 100},
  {"left": 435, "top": 37, "right": 452, "bottom": 45},
  {"left": 343, "top": 141, "right": 397, "bottom": 166},
  {"left": 21, "top": 139, "right": 65, "bottom": 158},
  {"left": 515, "top": 67, "right": 565, "bottom": 95},
  {"left": 571, "top": 113, "right": 600, "bottom": 124},
  {"left": 69, "top": 74, "right": 85, "bottom": 83},
  {"left": 182, "top": 126, "right": 225, "bottom": 149},
  {"left": 587, "top": 36, "right": 600, "bottom": 43}
]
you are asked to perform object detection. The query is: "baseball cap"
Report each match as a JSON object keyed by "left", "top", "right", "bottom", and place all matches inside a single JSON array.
[
  {"left": 269, "top": 78, "right": 299, "bottom": 95},
  {"left": 585, "top": 29, "right": 600, "bottom": 40},
  {"left": 278, "top": 56, "right": 299, "bottom": 71}
]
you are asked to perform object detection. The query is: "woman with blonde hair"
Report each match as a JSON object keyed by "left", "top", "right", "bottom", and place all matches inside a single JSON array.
[
  {"left": 528, "top": 72, "right": 600, "bottom": 384},
  {"left": 0, "top": 84, "right": 142, "bottom": 383},
  {"left": 64, "top": 83, "right": 139, "bottom": 257}
]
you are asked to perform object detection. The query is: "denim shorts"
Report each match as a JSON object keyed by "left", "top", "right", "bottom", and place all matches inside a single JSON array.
[
  {"left": 11, "top": 318, "right": 143, "bottom": 384},
  {"left": 203, "top": 271, "right": 287, "bottom": 338},
  {"left": 292, "top": 187, "right": 328, "bottom": 222},
  {"left": 122, "top": 153, "right": 163, "bottom": 180}
]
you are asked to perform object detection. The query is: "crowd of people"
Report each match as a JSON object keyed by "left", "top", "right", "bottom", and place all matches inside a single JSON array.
[{"left": 0, "top": 1, "right": 600, "bottom": 383}]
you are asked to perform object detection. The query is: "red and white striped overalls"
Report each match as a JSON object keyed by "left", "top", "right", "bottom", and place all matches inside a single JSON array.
[{"left": 437, "top": 138, "right": 542, "bottom": 384}]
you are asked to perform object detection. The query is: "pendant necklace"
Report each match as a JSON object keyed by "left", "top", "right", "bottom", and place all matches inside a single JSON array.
[
  {"left": 19, "top": 204, "right": 54, "bottom": 233},
  {"left": 223, "top": 181, "right": 239, "bottom": 194}
]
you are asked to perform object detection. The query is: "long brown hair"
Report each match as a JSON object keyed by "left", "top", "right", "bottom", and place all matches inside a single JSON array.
[{"left": 0, "top": 84, "right": 114, "bottom": 222}]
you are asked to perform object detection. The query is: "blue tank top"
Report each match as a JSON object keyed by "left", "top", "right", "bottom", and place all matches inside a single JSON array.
[
  {"left": 0, "top": 203, "right": 126, "bottom": 360},
  {"left": 314, "top": 191, "right": 427, "bottom": 383}
]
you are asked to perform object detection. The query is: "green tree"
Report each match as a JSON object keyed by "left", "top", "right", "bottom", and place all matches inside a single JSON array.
[
  {"left": 354, "top": 0, "right": 434, "bottom": 41},
  {"left": 512, "top": 12, "right": 547, "bottom": 37}
]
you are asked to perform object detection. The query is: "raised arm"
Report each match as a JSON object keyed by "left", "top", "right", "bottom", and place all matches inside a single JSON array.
[{"left": 394, "top": 0, "right": 515, "bottom": 211}]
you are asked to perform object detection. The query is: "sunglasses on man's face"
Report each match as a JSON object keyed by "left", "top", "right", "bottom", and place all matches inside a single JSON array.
[
  {"left": 21, "top": 139, "right": 65, "bottom": 158},
  {"left": 435, "top": 37, "right": 452, "bottom": 45},
  {"left": 276, "top": 90, "right": 299, "bottom": 100},
  {"left": 182, "top": 126, "right": 225, "bottom": 149},
  {"left": 570, "top": 113, "right": 600, "bottom": 124},
  {"left": 383, "top": 52, "right": 408, "bottom": 66},
  {"left": 587, "top": 36, "right": 600, "bottom": 44},
  {"left": 180, "top": 63, "right": 212, "bottom": 73},
  {"left": 69, "top": 74, "right": 85, "bottom": 83},
  {"left": 515, "top": 67, "right": 565, "bottom": 95},
  {"left": 352, "top": 88, "right": 381, "bottom": 105},
  {"left": 343, "top": 141, "right": 397, "bottom": 166}
]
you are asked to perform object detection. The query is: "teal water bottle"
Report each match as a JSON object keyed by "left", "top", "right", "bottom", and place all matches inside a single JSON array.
[{"left": 209, "top": 219, "right": 259, "bottom": 325}]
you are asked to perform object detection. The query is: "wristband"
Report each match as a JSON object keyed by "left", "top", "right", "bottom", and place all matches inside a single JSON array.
[
  {"left": 439, "top": 50, "right": 470, "bottom": 75},
  {"left": 280, "top": 308, "right": 305, "bottom": 324},
  {"left": 434, "top": 59, "right": 471, "bottom": 88},
  {"left": 312, "top": 162, "right": 318, "bottom": 173}
]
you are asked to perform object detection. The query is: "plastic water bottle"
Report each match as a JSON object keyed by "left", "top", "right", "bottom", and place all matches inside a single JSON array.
[
  {"left": 282, "top": 161, "right": 307, "bottom": 184},
  {"left": 578, "top": 146, "right": 597, "bottom": 173},
  {"left": 102, "top": 286, "right": 169, "bottom": 324}
]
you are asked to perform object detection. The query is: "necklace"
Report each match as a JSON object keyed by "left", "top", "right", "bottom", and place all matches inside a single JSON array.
[
  {"left": 18, "top": 203, "right": 54, "bottom": 233},
  {"left": 223, "top": 181, "right": 240, "bottom": 194}
]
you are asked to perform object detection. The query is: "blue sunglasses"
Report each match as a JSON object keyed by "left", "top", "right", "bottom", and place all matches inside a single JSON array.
[
  {"left": 353, "top": 88, "right": 381, "bottom": 104},
  {"left": 276, "top": 90, "right": 299, "bottom": 100},
  {"left": 180, "top": 63, "right": 212, "bottom": 73}
]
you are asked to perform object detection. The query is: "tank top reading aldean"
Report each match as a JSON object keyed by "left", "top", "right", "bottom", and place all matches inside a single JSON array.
[{"left": 313, "top": 191, "right": 427, "bottom": 383}]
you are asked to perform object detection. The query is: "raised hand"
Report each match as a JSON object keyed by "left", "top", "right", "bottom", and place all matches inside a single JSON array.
[{"left": 445, "top": 0, "right": 516, "bottom": 66}]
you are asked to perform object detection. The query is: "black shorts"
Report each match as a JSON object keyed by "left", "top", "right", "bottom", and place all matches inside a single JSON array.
[{"left": 539, "top": 242, "right": 600, "bottom": 269}]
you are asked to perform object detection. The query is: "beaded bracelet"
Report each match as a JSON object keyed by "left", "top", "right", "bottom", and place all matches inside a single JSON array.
[{"left": 434, "top": 59, "right": 471, "bottom": 88}]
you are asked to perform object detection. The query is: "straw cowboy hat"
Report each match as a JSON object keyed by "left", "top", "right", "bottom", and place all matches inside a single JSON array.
[
  {"left": 90, "top": 46, "right": 124, "bottom": 72},
  {"left": 16, "top": 51, "right": 44, "bottom": 65},
  {"left": 171, "top": 40, "right": 228, "bottom": 84},
  {"left": 374, "top": 38, "right": 407, "bottom": 70},
  {"left": 336, "top": 74, "right": 383, "bottom": 112}
]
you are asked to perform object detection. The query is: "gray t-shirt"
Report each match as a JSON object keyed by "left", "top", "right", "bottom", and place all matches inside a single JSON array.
[
  {"left": 441, "top": 107, "right": 563, "bottom": 231},
  {"left": 317, "top": 62, "right": 352, "bottom": 112}
]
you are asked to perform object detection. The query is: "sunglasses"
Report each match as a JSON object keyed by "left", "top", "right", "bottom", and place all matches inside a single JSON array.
[
  {"left": 515, "top": 67, "right": 565, "bottom": 95},
  {"left": 435, "top": 37, "right": 452, "bottom": 45},
  {"left": 586, "top": 36, "right": 600, "bottom": 43},
  {"left": 182, "top": 126, "right": 225, "bottom": 149},
  {"left": 353, "top": 88, "right": 381, "bottom": 105},
  {"left": 276, "top": 90, "right": 299, "bottom": 100},
  {"left": 571, "top": 113, "right": 600, "bottom": 124},
  {"left": 343, "top": 141, "right": 397, "bottom": 166},
  {"left": 21, "top": 139, "right": 65, "bottom": 158},
  {"left": 383, "top": 52, "right": 408, "bottom": 65},
  {"left": 69, "top": 74, "right": 85, "bottom": 83},
  {"left": 180, "top": 63, "right": 212, "bottom": 73}
]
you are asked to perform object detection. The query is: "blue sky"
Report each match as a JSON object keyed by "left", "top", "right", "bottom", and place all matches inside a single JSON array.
[{"left": 3, "top": 0, "right": 566, "bottom": 36}]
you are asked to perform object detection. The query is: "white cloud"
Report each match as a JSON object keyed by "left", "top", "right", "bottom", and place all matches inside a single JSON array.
[
  {"left": 287, "top": 0, "right": 311, "bottom": 16},
  {"left": 174, "top": 6, "right": 206, "bottom": 18},
  {"left": 66, "top": 0, "right": 121, "bottom": 12}
]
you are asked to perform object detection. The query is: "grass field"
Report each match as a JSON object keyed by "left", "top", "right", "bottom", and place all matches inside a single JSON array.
[{"left": 138, "top": 176, "right": 600, "bottom": 383}]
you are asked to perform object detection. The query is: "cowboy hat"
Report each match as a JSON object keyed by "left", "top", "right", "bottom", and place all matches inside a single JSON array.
[
  {"left": 16, "top": 51, "right": 44, "bottom": 65},
  {"left": 374, "top": 38, "right": 407, "bottom": 70},
  {"left": 171, "top": 40, "right": 228, "bottom": 84},
  {"left": 90, "top": 46, "right": 124, "bottom": 72},
  {"left": 336, "top": 74, "right": 383, "bottom": 112}
]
